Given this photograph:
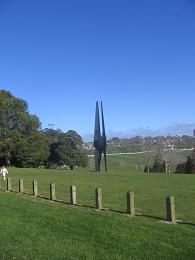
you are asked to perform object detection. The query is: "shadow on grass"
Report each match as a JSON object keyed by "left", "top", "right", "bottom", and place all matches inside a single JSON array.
[
  {"left": 75, "top": 203, "right": 94, "bottom": 209},
  {"left": 136, "top": 213, "right": 163, "bottom": 221},
  {"left": 178, "top": 221, "right": 195, "bottom": 227},
  {"left": 110, "top": 209, "right": 125, "bottom": 214},
  {"left": 35, "top": 195, "right": 70, "bottom": 206}
]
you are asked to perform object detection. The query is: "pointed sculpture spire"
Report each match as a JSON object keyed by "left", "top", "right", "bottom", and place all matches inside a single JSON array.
[
  {"left": 93, "top": 101, "right": 107, "bottom": 172},
  {"left": 101, "top": 101, "right": 107, "bottom": 172}
]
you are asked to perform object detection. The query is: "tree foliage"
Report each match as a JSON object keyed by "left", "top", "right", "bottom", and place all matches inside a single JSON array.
[
  {"left": 176, "top": 150, "right": 195, "bottom": 174},
  {"left": 0, "top": 90, "right": 49, "bottom": 167},
  {"left": 47, "top": 130, "right": 88, "bottom": 169},
  {"left": 42, "top": 128, "right": 63, "bottom": 144},
  {"left": 144, "top": 151, "right": 166, "bottom": 173}
]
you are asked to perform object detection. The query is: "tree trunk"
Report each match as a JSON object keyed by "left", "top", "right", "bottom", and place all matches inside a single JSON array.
[
  {"left": 165, "top": 160, "right": 168, "bottom": 173},
  {"left": 168, "top": 164, "right": 171, "bottom": 174}
]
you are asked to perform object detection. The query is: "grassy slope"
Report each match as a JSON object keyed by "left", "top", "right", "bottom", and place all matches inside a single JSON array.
[{"left": 0, "top": 152, "right": 195, "bottom": 259}]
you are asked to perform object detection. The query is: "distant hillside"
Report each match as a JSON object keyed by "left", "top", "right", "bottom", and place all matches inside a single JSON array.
[{"left": 84, "top": 135, "right": 195, "bottom": 154}]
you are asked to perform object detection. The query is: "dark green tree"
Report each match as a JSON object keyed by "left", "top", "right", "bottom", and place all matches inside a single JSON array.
[
  {"left": 10, "top": 132, "right": 49, "bottom": 167},
  {"left": 175, "top": 162, "right": 186, "bottom": 173},
  {"left": 150, "top": 158, "right": 161, "bottom": 172},
  {"left": 0, "top": 90, "right": 49, "bottom": 167},
  {"left": 60, "top": 130, "right": 83, "bottom": 148},
  {"left": 145, "top": 151, "right": 166, "bottom": 173},
  {"left": 159, "top": 160, "right": 166, "bottom": 173},
  {"left": 185, "top": 156, "right": 193, "bottom": 174},
  {"left": 42, "top": 128, "right": 63, "bottom": 144},
  {"left": 48, "top": 130, "right": 88, "bottom": 169}
]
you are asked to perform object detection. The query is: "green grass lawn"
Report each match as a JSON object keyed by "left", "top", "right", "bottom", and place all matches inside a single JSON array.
[{"left": 0, "top": 153, "right": 195, "bottom": 259}]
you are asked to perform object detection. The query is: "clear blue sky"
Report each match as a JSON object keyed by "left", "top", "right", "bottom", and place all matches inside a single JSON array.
[{"left": 0, "top": 0, "right": 195, "bottom": 138}]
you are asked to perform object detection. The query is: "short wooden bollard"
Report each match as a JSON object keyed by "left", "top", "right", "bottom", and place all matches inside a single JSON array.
[
  {"left": 7, "top": 177, "right": 11, "bottom": 192},
  {"left": 70, "top": 185, "right": 77, "bottom": 205},
  {"left": 95, "top": 187, "right": 102, "bottom": 210},
  {"left": 33, "top": 180, "right": 38, "bottom": 197},
  {"left": 50, "top": 183, "right": 56, "bottom": 201},
  {"left": 19, "top": 179, "right": 24, "bottom": 193},
  {"left": 127, "top": 191, "right": 135, "bottom": 216},
  {"left": 166, "top": 196, "right": 176, "bottom": 224}
]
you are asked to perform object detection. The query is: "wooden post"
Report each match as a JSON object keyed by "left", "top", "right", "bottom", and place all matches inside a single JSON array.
[
  {"left": 95, "top": 187, "right": 102, "bottom": 210},
  {"left": 19, "top": 179, "right": 24, "bottom": 193},
  {"left": 33, "top": 180, "right": 38, "bottom": 197},
  {"left": 70, "top": 185, "right": 77, "bottom": 205},
  {"left": 50, "top": 183, "right": 56, "bottom": 201},
  {"left": 7, "top": 177, "right": 11, "bottom": 192},
  {"left": 165, "top": 161, "right": 168, "bottom": 174},
  {"left": 166, "top": 196, "right": 176, "bottom": 224},
  {"left": 127, "top": 191, "right": 135, "bottom": 216}
]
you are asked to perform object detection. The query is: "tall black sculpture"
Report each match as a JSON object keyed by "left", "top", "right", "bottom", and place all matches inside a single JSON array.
[{"left": 94, "top": 101, "right": 107, "bottom": 172}]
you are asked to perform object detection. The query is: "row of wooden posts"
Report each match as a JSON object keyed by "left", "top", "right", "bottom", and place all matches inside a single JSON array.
[{"left": 5, "top": 177, "right": 176, "bottom": 224}]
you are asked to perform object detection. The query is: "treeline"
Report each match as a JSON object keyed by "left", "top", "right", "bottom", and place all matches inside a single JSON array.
[
  {"left": 143, "top": 148, "right": 195, "bottom": 174},
  {"left": 0, "top": 90, "right": 88, "bottom": 169}
]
